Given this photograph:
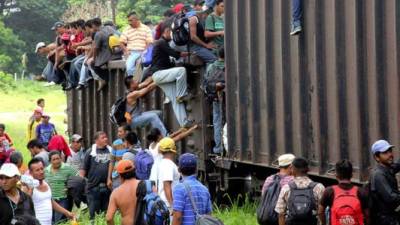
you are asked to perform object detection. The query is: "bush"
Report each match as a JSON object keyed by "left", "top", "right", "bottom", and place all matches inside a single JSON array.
[{"left": 0, "top": 71, "right": 16, "bottom": 92}]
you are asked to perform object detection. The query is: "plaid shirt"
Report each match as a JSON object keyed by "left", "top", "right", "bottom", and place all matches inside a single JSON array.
[
  {"left": 262, "top": 174, "right": 294, "bottom": 194},
  {"left": 274, "top": 176, "right": 325, "bottom": 214}
]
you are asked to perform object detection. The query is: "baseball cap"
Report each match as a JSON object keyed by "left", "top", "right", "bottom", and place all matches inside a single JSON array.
[
  {"left": 173, "top": 3, "right": 185, "bottom": 13},
  {"left": 159, "top": 137, "right": 177, "bottom": 153},
  {"left": 71, "top": 134, "right": 83, "bottom": 142},
  {"left": 51, "top": 21, "right": 64, "bottom": 31},
  {"left": 371, "top": 140, "right": 394, "bottom": 154},
  {"left": 41, "top": 114, "right": 50, "bottom": 118},
  {"left": 35, "top": 42, "right": 46, "bottom": 53},
  {"left": 0, "top": 163, "right": 21, "bottom": 177},
  {"left": 179, "top": 153, "right": 197, "bottom": 169},
  {"left": 116, "top": 160, "right": 134, "bottom": 174},
  {"left": 183, "top": 3, "right": 193, "bottom": 11},
  {"left": 278, "top": 154, "right": 296, "bottom": 167}
]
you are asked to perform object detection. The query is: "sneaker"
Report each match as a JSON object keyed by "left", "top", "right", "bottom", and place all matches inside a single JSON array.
[
  {"left": 176, "top": 94, "right": 191, "bottom": 104},
  {"left": 75, "top": 84, "right": 87, "bottom": 90},
  {"left": 182, "top": 119, "right": 195, "bottom": 129},
  {"left": 163, "top": 97, "right": 171, "bottom": 104},
  {"left": 43, "top": 81, "right": 56, "bottom": 87},
  {"left": 290, "top": 23, "right": 302, "bottom": 36}
]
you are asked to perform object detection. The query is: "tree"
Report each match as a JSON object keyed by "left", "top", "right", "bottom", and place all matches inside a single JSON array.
[
  {"left": 0, "top": 20, "right": 25, "bottom": 74},
  {"left": 2, "top": 0, "right": 68, "bottom": 75}
]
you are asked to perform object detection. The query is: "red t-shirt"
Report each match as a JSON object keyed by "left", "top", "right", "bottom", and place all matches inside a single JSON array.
[{"left": 47, "top": 135, "right": 72, "bottom": 158}]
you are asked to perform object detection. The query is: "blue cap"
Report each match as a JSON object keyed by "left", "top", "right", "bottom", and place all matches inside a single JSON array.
[
  {"left": 371, "top": 140, "right": 394, "bottom": 154},
  {"left": 179, "top": 153, "right": 197, "bottom": 169}
]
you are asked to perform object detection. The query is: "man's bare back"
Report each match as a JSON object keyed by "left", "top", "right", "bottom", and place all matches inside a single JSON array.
[{"left": 107, "top": 179, "right": 140, "bottom": 225}]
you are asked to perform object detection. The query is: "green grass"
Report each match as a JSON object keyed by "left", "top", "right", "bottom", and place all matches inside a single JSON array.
[
  {"left": 0, "top": 79, "right": 67, "bottom": 164},
  {"left": 59, "top": 195, "right": 258, "bottom": 225}
]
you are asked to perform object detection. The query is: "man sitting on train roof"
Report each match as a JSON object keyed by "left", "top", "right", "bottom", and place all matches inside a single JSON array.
[
  {"left": 124, "top": 76, "right": 168, "bottom": 136},
  {"left": 138, "top": 21, "right": 194, "bottom": 129}
]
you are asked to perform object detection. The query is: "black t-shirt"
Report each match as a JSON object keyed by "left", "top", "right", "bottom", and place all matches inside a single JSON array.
[
  {"left": 0, "top": 189, "right": 35, "bottom": 225},
  {"left": 82, "top": 147, "right": 111, "bottom": 190},
  {"left": 320, "top": 183, "right": 369, "bottom": 209}
]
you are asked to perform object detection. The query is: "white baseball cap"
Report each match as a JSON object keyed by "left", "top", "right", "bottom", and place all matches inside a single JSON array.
[
  {"left": 35, "top": 42, "right": 46, "bottom": 53},
  {"left": 278, "top": 154, "right": 296, "bottom": 167},
  {"left": 0, "top": 163, "right": 21, "bottom": 177}
]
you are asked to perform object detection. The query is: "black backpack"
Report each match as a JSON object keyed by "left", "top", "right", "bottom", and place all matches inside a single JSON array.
[
  {"left": 109, "top": 96, "right": 127, "bottom": 126},
  {"left": 171, "top": 12, "right": 190, "bottom": 46},
  {"left": 202, "top": 64, "right": 225, "bottom": 101},
  {"left": 256, "top": 175, "right": 281, "bottom": 225},
  {"left": 286, "top": 182, "right": 318, "bottom": 224}
]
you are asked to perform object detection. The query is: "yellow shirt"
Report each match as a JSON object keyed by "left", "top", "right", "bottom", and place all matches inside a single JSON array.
[
  {"left": 120, "top": 23, "right": 153, "bottom": 51},
  {"left": 27, "top": 120, "right": 40, "bottom": 141}
]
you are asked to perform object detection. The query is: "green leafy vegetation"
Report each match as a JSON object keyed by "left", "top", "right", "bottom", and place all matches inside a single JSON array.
[
  {"left": 0, "top": 79, "right": 66, "bottom": 164},
  {"left": 58, "top": 195, "right": 258, "bottom": 225}
]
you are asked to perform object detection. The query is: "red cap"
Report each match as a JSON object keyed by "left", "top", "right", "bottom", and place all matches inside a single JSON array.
[{"left": 173, "top": 3, "right": 185, "bottom": 13}]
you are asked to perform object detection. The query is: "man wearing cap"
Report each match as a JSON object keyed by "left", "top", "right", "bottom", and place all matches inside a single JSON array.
[
  {"left": 172, "top": 153, "right": 212, "bottom": 225},
  {"left": 66, "top": 134, "right": 86, "bottom": 171},
  {"left": 35, "top": 114, "right": 57, "bottom": 147},
  {"left": 0, "top": 163, "right": 35, "bottom": 225},
  {"left": 35, "top": 42, "right": 58, "bottom": 86},
  {"left": 369, "top": 140, "right": 400, "bottom": 225},
  {"left": 261, "top": 154, "right": 295, "bottom": 194},
  {"left": 156, "top": 137, "right": 180, "bottom": 209},
  {"left": 106, "top": 160, "right": 140, "bottom": 225}
]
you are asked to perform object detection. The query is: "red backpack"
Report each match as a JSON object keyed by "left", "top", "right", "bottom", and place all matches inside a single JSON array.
[{"left": 331, "top": 185, "right": 364, "bottom": 225}]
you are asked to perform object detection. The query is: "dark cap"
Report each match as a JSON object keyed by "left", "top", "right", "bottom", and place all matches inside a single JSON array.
[
  {"left": 179, "top": 153, "right": 197, "bottom": 169},
  {"left": 51, "top": 22, "right": 64, "bottom": 31}
]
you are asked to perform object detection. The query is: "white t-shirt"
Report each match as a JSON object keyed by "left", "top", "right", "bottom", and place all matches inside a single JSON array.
[
  {"left": 32, "top": 182, "right": 53, "bottom": 225},
  {"left": 156, "top": 158, "right": 180, "bottom": 207}
]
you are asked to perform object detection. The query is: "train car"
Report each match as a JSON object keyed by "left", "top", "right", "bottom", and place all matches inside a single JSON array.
[{"left": 67, "top": 0, "right": 400, "bottom": 197}]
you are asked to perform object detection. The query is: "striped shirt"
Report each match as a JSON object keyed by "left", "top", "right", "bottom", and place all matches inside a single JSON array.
[
  {"left": 120, "top": 23, "right": 153, "bottom": 51},
  {"left": 45, "top": 163, "right": 78, "bottom": 200},
  {"left": 173, "top": 175, "right": 212, "bottom": 225}
]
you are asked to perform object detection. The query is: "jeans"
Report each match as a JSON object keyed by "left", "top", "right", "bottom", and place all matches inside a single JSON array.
[
  {"left": 79, "top": 61, "right": 90, "bottom": 85},
  {"left": 292, "top": 0, "right": 302, "bottom": 24},
  {"left": 69, "top": 55, "right": 85, "bottom": 86},
  {"left": 152, "top": 67, "right": 188, "bottom": 127},
  {"left": 130, "top": 110, "right": 167, "bottom": 136},
  {"left": 126, "top": 51, "right": 142, "bottom": 76},
  {"left": 213, "top": 101, "right": 223, "bottom": 153},
  {"left": 87, "top": 186, "right": 111, "bottom": 220},
  {"left": 42, "top": 61, "right": 55, "bottom": 82},
  {"left": 172, "top": 43, "right": 217, "bottom": 64},
  {"left": 53, "top": 197, "right": 72, "bottom": 224}
]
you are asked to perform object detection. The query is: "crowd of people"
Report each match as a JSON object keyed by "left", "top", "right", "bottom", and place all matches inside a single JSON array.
[{"left": 1, "top": 0, "right": 399, "bottom": 225}]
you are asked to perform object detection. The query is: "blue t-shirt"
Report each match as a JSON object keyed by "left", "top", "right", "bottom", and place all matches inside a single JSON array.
[
  {"left": 173, "top": 176, "right": 212, "bottom": 225},
  {"left": 35, "top": 123, "right": 55, "bottom": 146}
]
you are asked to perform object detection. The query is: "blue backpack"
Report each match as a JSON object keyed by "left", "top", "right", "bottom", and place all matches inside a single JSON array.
[
  {"left": 134, "top": 150, "right": 154, "bottom": 180},
  {"left": 141, "top": 45, "right": 154, "bottom": 67},
  {"left": 136, "top": 180, "right": 170, "bottom": 225}
]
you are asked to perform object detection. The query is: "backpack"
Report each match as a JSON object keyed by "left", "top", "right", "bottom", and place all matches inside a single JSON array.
[
  {"left": 202, "top": 64, "right": 225, "bottom": 101},
  {"left": 331, "top": 185, "right": 363, "bottom": 225},
  {"left": 135, "top": 180, "right": 170, "bottom": 225},
  {"left": 141, "top": 45, "right": 154, "bottom": 67},
  {"left": 256, "top": 175, "right": 281, "bottom": 225},
  {"left": 134, "top": 150, "right": 154, "bottom": 180},
  {"left": 287, "top": 181, "right": 318, "bottom": 224},
  {"left": 109, "top": 96, "right": 128, "bottom": 126},
  {"left": 109, "top": 34, "right": 122, "bottom": 54},
  {"left": 171, "top": 12, "right": 190, "bottom": 46},
  {"left": 183, "top": 183, "right": 224, "bottom": 225}
]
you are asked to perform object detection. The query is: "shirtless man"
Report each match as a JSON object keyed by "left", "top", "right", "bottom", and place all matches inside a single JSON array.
[
  {"left": 106, "top": 160, "right": 140, "bottom": 225},
  {"left": 124, "top": 76, "right": 168, "bottom": 136}
]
